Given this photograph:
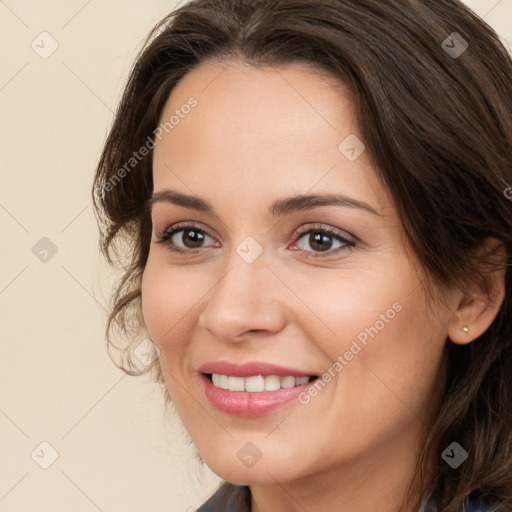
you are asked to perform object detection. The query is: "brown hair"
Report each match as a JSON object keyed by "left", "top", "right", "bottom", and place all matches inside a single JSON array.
[{"left": 92, "top": 1, "right": 512, "bottom": 510}]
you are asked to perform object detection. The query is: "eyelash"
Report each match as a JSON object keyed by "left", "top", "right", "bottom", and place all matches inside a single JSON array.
[{"left": 155, "top": 221, "right": 356, "bottom": 259}]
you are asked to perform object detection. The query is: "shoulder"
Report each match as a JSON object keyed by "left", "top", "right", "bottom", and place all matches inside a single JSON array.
[
  {"left": 420, "top": 491, "right": 498, "bottom": 512},
  {"left": 196, "top": 482, "right": 251, "bottom": 512}
]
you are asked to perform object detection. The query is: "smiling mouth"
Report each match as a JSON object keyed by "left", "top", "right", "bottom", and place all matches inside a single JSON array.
[{"left": 205, "top": 373, "right": 318, "bottom": 392}]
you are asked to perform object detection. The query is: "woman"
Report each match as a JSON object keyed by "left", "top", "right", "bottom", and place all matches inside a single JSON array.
[{"left": 92, "top": 1, "right": 512, "bottom": 511}]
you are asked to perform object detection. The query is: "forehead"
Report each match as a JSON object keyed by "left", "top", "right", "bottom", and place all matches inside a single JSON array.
[
  {"left": 155, "top": 59, "right": 356, "bottom": 149},
  {"left": 151, "top": 59, "right": 390, "bottom": 215}
]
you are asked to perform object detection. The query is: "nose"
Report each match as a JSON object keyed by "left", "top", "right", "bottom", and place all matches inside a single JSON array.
[{"left": 197, "top": 256, "right": 288, "bottom": 344}]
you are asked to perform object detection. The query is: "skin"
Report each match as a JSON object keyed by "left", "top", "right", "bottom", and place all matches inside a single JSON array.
[{"left": 140, "top": 59, "right": 505, "bottom": 512}]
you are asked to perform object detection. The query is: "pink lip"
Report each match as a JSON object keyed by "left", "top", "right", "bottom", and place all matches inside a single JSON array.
[
  {"left": 197, "top": 361, "right": 318, "bottom": 417},
  {"left": 198, "top": 361, "right": 316, "bottom": 378},
  {"left": 200, "top": 374, "right": 315, "bottom": 417}
]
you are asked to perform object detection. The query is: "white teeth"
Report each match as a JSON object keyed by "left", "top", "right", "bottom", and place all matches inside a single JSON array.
[
  {"left": 280, "top": 376, "right": 296, "bottom": 389},
  {"left": 264, "top": 375, "right": 281, "bottom": 391},
  {"left": 227, "top": 376, "right": 245, "bottom": 392},
  {"left": 245, "top": 375, "right": 265, "bottom": 392},
  {"left": 219, "top": 374, "right": 229, "bottom": 389},
  {"left": 211, "top": 373, "right": 313, "bottom": 392}
]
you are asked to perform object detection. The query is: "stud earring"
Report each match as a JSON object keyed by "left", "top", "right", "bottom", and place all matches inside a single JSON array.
[{"left": 462, "top": 326, "right": 470, "bottom": 333}]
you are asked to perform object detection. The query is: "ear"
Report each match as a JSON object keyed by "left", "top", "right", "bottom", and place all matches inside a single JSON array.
[{"left": 447, "top": 237, "right": 507, "bottom": 345}]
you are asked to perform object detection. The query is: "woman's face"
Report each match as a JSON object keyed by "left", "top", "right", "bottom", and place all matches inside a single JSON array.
[{"left": 141, "top": 60, "right": 456, "bottom": 486}]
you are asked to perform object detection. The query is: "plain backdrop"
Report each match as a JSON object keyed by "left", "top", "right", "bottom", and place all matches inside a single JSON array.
[{"left": 0, "top": 1, "right": 511, "bottom": 511}]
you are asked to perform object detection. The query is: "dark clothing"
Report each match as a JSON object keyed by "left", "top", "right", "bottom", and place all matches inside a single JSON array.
[
  {"left": 197, "top": 481, "right": 494, "bottom": 512},
  {"left": 197, "top": 482, "right": 251, "bottom": 511}
]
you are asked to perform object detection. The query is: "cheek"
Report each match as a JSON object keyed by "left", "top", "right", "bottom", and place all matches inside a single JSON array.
[
  {"left": 303, "top": 256, "right": 443, "bottom": 361},
  {"left": 300, "top": 266, "right": 447, "bottom": 411},
  {"left": 289, "top": 268, "right": 408, "bottom": 359},
  {"left": 333, "top": 283, "right": 447, "bottom": 424},
  {"left": 141, "top": 261, "right": 201, "bottom": 404},
  {"left": 140, "top": 261, "right": 195, "bottom": 356}
]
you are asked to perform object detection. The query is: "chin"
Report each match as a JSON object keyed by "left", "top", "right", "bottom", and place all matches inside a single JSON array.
[{"left": 202, "top": 449, "right": 308, "bottom": 486}]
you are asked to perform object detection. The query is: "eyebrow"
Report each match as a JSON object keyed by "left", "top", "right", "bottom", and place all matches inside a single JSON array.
[{"left": 145, "top": 188, "right": 382, "bottom": 217}]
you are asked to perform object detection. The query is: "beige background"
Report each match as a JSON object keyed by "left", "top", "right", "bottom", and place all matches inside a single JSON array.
[{"left": 0, "top": 1, "right": 511, "bottom": 511}]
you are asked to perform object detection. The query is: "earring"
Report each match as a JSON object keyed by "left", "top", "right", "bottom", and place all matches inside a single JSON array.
[{"left": 462, "top": 326, "right": 470, "bottom": 333}]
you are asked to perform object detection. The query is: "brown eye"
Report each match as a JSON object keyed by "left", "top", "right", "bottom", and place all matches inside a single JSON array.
[
  {"left": 302, "top": 231, "right": 335, "bottom": 252},
  {"left": 156, "top": 223, "right": 217, "bottom": 254},
  {"left": 173, "top": 228, "right": 206, "bottom": 249},
  {"left": 293, "top": 225, "right": 356, "bottom": 259}
]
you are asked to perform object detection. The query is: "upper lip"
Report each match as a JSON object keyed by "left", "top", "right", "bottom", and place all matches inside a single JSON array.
[{"left": 198, "top": 361, "right": 317, "bottom": 378}]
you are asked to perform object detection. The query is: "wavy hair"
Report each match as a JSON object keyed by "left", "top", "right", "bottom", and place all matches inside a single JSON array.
[{"left": 92, "top": 1, "right": 512, "bottom": 510}]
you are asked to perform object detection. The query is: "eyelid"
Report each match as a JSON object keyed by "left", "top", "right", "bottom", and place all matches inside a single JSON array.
[
  {"left": 293, "top": 223, "right": 356, "bottom": 244},
  {"left": 290, "top": 224, "right": 356, "bottom": 259},
  {"left": 155, "top": 220, "right": 355, "bottom": 240},
  {"left": 155, "top": 220, "right": 216, "bottom": 245}
]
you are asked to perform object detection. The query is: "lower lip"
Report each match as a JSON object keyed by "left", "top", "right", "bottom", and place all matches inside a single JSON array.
[{"left": 201, "top": 374, "right": 315, "bottom": 417}]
